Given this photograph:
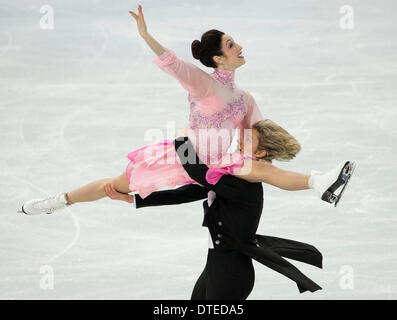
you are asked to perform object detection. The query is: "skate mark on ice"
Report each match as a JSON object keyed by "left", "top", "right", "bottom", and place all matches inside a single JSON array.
[
  {"left": 17, "top": 107, "right": 94, "bottom": 263},
  {"left": 0, "top": 31, "right": 12, "bottom": 57},
  {"left": 79, "top": 24, "right": 109, "bottom": 79},
  {"left": 47, "top": 208, "right": 80, "bottom": 263},
  {"left": 350, "top": 82, "right": 361, "bottom": 99},
  {"left": 324, "top": 73, "right": 339, "bottom": 82},
  {"left": 350, "top": 40, "right": 393, "bottom": 50},
  {"left": 22, "top": 177, "right": 81, "bottom": 264}
]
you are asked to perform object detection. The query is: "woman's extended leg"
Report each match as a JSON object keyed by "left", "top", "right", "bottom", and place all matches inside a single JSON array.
[
  {"left": 235, "top": 159, "right": 310, "bottom": 191},
  {"left": 20, "top": 172, "right": 131, "bottom": 215},
  {"left": 66, "top": 172, "right": 131, "bottom": 204}
]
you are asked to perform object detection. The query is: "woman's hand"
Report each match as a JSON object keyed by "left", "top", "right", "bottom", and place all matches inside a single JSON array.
[
  {"left": 104, "top": 183, "right": 134, "bottom": 203},
  {"left": 129, "top": 4, "right": 148, "bottom": 37}
]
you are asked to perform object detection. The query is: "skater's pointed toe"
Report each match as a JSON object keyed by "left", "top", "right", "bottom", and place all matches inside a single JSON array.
[
  {"left": 19, "top": 192, "right": 69, "bottom": 216},
  {"left": 335, "top": 160, "right": 350, "bottom": 173}
]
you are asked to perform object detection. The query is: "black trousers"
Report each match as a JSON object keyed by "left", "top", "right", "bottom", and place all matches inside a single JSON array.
[{"left": 191, "top": 248, "right": 255, "bottom": 300}]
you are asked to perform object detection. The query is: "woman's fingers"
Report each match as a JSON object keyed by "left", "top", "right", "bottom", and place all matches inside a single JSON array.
[
  {"left": 104, "top": 183, "right": 115, "bottom": 197},
  {"left": 104, "top": 183, "right": 127, "bottom": 201},
  {"left": 104, "top": 184, "right": 111, "bottom": 195},
  {"left": 129, "top": 5, "right": 142, "bottom": 19},
  {"left": 108, "top": 184, "right": 119, "bottom": 196}
]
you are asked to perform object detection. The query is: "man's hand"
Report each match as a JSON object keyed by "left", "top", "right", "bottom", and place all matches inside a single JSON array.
[{"left": 104, "top": 183, "right": 134, "bottom": 203}]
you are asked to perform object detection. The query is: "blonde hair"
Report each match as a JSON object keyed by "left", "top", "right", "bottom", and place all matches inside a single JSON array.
[{"left": 252, "top": 119, "right": 301, "bottom": 163}]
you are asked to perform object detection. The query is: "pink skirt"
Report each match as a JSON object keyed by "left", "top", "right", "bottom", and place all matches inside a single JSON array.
[{"left": 125, "top": 139, "right": 251, "bottom": 199}]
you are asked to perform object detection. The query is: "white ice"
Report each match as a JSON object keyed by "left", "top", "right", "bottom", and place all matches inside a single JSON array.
[{"left": 1, "top": 0, "right": 396, "bottom": 299}]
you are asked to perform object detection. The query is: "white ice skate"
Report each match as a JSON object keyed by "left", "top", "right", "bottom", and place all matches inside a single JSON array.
[
  {"left": 311, "top": 161, "right": 356, "bottom": 207},
  {"left": 18, "top": 192, "right": 70, "bottom": 215}
]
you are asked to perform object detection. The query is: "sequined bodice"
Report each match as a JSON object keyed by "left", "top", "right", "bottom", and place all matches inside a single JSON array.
[
  {"left": 188, "top": 68, "right": 247, "bottom": 130},
  {"left": 186, "top": 68, "right": 248, "bottom": 165}
]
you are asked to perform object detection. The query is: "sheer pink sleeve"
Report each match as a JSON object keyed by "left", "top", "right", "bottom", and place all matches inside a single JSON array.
[
  {"left": 152, "top": 48, "right": 214, "bottom": 99},
  {"left": 242, "top": 92, "right": 264, "bottom": 128}
]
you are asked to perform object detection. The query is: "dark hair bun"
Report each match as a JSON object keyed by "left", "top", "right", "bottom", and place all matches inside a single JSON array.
[
  {"left": 191, "top": 30, "right": 224, "bottom": 68},
  {"left": 191, "top": 40, "right": 202, "bottom": 60}
]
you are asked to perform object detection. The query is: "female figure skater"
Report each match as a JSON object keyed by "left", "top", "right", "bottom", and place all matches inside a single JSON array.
[
  {"left": 103, "top": 121, "right": 324, "bottom": 298},
  {"left": 19, "top": 5, "right": 355, "bottom": 215}
]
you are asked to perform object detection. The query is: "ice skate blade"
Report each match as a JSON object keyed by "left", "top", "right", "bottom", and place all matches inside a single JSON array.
[
  {"left": 17, "top": 204, "right": 53, "bottom": 215},
  {"left": 334, "top": 161, "right": 356, "bottom": 207},
  {"left": 321, "top": 161, "right": 356, "bottom": 206},
  {"left": 17, "top": 204, "right": 27, "bottom": 215}
]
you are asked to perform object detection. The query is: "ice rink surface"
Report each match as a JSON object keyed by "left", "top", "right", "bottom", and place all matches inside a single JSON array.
[{"left": 1, "top": 0, "right": 396, "bottom": 299}]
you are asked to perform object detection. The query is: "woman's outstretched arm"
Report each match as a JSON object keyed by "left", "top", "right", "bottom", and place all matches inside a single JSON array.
[
  {"left": 129, "top": 5, "right": 165, "bottom": 56},
  {"left": 234, "top": 159, "right": 310, "bottom": 191},
  {"left": 129, "top": 5, "right": 213, "bottom": 99},
  {"left": 141, "top": 32, "right": 166, "bottom": 56}
]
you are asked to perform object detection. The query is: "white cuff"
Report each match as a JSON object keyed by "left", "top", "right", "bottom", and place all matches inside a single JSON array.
[
  {"left": 132, "top": 197, "right": 137, "bottom": 209},
  {"left": 208, "top": 231, "right": 214, "bottom": 249}
]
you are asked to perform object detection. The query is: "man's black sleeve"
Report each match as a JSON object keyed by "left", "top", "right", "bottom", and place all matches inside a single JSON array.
[
  {"left": 173, "top": 137, "right": 248, "bottom": 201},
  {"left": 134, "top": 184, "right": 209, "bottom": 209}
]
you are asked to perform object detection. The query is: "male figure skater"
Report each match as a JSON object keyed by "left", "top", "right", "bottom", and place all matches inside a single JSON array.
[{"left": 107, "top": 136, "right": 323, "bottom": 299}]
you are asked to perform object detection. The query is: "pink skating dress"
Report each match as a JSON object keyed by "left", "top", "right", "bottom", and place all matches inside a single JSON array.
[{"left": 125, "top": 48, "right": 264, "bottom": 198}]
